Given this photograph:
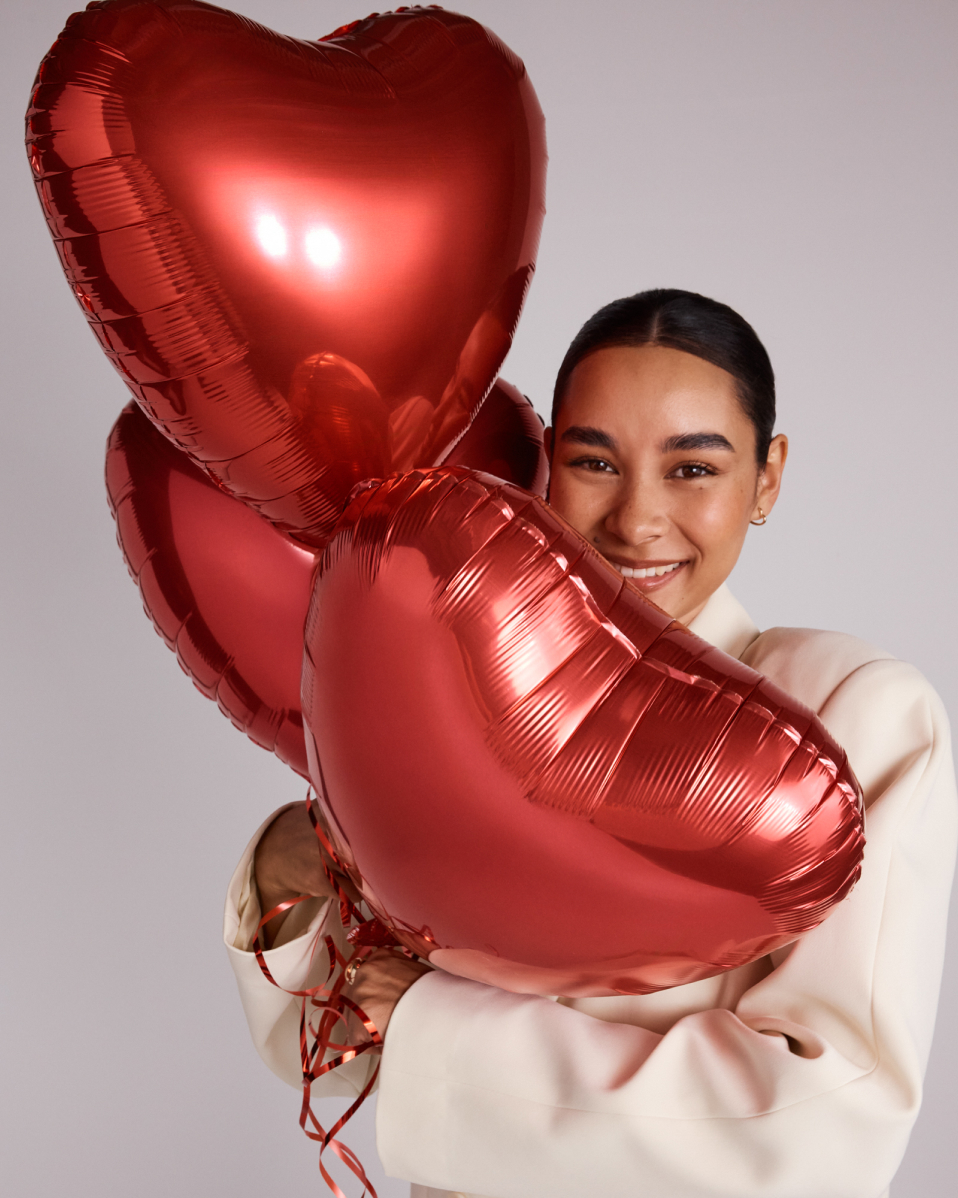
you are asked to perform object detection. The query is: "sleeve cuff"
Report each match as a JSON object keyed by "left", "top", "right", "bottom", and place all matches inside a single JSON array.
[{"left": 223, "top": 804, "right": 373, "bottom": 1095}]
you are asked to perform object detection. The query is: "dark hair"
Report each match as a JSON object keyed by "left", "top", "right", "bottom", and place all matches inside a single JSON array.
[{"left": 551, "top": 289, "right": 776, "bottom": 464}]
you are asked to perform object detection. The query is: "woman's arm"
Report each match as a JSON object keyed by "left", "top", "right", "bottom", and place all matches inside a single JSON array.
[
  {"left": 225, "top": 802, "right": 430, "bottom": 1089},
  {"left": 375, "top": 659, "right": 957, "bottom": 1198}
]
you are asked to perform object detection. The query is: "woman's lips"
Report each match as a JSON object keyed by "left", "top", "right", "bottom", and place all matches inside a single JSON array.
[{"left": 610, "top": 559, "right": 688, "bottom": 592}]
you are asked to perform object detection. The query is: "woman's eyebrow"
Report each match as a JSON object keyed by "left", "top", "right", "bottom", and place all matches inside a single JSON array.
[
  {"left": 560, "top": 425, "right": 618, "bottom": 450},
  {"left": 661, "top": 432, "right": 734, "bottom": 452}
]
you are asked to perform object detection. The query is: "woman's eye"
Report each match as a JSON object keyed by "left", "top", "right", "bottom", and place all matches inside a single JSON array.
[
  {"left": 569, "top": 456, "right": 617, "bottom": 474},
  {"left": 670, "top": 462, "right": 715, "bottom": 480}
]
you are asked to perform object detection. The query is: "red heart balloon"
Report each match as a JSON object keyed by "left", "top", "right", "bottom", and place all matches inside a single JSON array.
[
  {"left": 30, "top": 1, "right": 546, "bottom": 546},
  {"left": 106, "top": 384, "right": 546, "bottom": 776},
  {"left": 440, "top": 378, "right": 548, "bottom": 498},
  {"left": 106, "top": 401, "right": 317, "bottom": 775},
  {"left": 303, "top": 469, "right": 865, "bottom": 997}
]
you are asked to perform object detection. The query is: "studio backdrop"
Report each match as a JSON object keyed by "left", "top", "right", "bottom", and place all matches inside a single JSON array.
[{"left": 2, "top": 2, "right": 956, "bottom": 1196}]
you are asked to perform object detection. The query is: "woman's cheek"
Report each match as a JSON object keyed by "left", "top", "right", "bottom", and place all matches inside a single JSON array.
[
  {"left": 684, "top": 486, "right": 751, "bottom": 571},
  {"left": 565, "top": 479, "right": 614, "bottom": 540},
  {"left": 682, "top": 487, "right": 732, "bottom": 545}
]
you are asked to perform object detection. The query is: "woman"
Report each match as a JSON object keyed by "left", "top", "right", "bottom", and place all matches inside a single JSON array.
[{"left": 225, "top": 290, "right": 956, "bottom": 1198}]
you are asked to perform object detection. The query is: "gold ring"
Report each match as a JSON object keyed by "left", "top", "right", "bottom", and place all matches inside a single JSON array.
[{"left": 344, "top": 959, "right": 362, "bottom": 986}]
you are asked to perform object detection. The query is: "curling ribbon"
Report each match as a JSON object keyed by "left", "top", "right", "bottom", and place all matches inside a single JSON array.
[{"left": 252, "top": 793, "right": 414, "bottom": 1198}]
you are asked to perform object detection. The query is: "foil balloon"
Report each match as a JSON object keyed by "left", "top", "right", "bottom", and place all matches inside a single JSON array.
[
  {"left": 106, "top": 384, "right": 546, "bottom": 777},
  {"left": 442, "top": 378, "right": 547, "bottom": 498},
  {"left": 28, "top": 1, "right": 547, "bottom": 546},
  {"left": 106, "top": 401, "right": 317, "bottom": 775},
  {"left": 303, "top": 469, "right": 865, "bottom": 998}
]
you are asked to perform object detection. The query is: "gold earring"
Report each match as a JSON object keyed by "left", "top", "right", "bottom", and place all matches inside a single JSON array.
[{"left": 750, "top": 507, "right": 767, "bottom": 527}]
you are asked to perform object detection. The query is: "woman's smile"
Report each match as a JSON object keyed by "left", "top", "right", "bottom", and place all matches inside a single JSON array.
[{"left": 607, "top": 557, "right": 689, "bottom": 589}]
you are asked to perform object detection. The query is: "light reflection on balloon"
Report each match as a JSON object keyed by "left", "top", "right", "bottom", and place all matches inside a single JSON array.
[
  {"left": 305, "top": 227, "right": 342, "bottom": 269},
  {"left": 256, "top": 213, "right": 287, "bottom": 259},
  {"left": 224, "top": 175, "right": 457, "bottom": 314}
]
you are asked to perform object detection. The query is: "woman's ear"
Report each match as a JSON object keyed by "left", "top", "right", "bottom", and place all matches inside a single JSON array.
[{"left": 754, "top": 433, "right": 788, "bottom": 518}]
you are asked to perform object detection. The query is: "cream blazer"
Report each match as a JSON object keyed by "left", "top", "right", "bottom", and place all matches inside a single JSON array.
[{"left": 224, "top": 586, "right": 957, "bottom": 1198}]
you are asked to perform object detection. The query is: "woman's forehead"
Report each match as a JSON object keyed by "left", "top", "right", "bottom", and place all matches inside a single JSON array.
[{"left": 560, "top": 345, "right": 750, "bottom": 443}]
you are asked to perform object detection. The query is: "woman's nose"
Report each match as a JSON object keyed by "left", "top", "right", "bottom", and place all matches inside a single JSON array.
[{"left": 603, "top": 482, "right": 670, "bottom": 546}]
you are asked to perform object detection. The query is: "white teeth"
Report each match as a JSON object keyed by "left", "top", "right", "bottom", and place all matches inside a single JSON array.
[{"left": 614, "top": 562, "right": 682, "bottom": 579}]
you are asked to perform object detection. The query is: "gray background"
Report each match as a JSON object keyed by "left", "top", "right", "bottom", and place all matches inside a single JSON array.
[{"left": 2, "top": 1, "right": 956, "bottom": 1194}]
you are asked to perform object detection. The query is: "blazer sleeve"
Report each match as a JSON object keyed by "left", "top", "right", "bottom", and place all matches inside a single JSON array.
[
  {"left": 374, "top": 659, "right": 957, "bottom": 1198},
  {"left": 223, "top": 806, "right": 379, "bottom": 1099}
]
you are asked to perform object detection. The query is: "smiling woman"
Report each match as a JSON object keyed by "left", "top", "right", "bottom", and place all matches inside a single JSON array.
[
  {"left": 227, "top": 289, "right": 957, "bottom": 1198},
  {"left": 546, "top": 290, "right": 787, "bottom": 623}
]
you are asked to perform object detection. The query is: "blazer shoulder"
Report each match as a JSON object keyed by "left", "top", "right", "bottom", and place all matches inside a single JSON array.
[{"left": 741, "top": 625, "right": 896, "bottom": 715}]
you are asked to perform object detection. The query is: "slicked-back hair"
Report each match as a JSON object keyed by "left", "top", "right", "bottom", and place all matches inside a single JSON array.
[{"left": 551, "top": 289, "right": 776, "bottom": 464}]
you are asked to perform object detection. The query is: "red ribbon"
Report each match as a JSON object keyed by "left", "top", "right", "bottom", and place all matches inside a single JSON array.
[{"left": 252, "top": 792, "right": 411, "bottom": 1198}]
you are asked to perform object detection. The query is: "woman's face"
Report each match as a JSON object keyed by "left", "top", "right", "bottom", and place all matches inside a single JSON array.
[{"left": 547, "top": 344, "right": 787, "bottom": 625}]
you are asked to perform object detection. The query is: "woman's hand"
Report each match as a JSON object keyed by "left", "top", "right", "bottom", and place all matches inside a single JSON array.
[
  {"left": 253, "top": 802, "right": 357, "bottom": 948},
  {"left": 346, "top": 949, "right": 432, "bottom": 1038},
  {"left": 253, "top": 803, "right": 431, "bottom": 1032}
]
